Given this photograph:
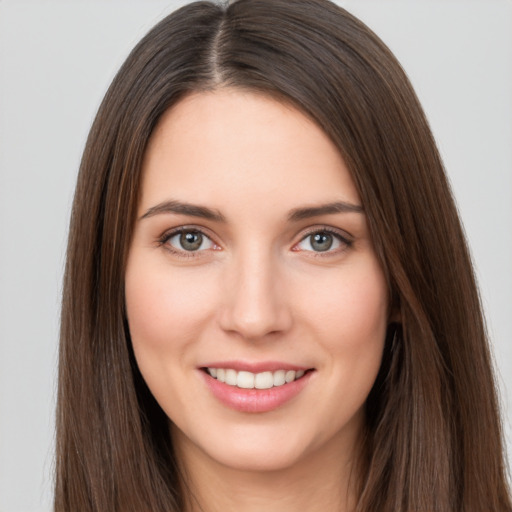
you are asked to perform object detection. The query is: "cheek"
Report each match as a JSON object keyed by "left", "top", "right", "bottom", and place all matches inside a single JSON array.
[
  {"left": 124, "top": 256, "right": 220, "bottom": 415},
  {"left": 305, "top": 265, "right": 388, "bottom": 430},
  {"left": 125, "top": 259, "right": 215, "bottom": 352},
  {"left": 301, "top": 261, "right": 388, "bottom": 345},
  {"left": 295, "top": 257, "right": 388, "bottom": 397}
]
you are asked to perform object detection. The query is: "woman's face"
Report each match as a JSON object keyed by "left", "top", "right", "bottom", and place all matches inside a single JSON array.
[{"left": 125, "top": 89, "right": 389, "bottom": 473}]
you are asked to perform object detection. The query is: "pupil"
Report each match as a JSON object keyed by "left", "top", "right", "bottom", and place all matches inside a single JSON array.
[
  {"left": 180, "top": 232, "right": 202, "bottom": 251},
  {"left": 311, "top": 233, "right": 332, "bottom": 252}
]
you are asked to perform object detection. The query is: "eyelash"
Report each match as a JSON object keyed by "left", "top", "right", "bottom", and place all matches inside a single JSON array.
[
  {"left": 157, "top": 225, "right": 353, "bottom": 258},
  {"left": 294, "top": 227, "right": 353, "bottom": 256},
  {"left": 157, "top": 226, "right": 219, "bottom": 259}
]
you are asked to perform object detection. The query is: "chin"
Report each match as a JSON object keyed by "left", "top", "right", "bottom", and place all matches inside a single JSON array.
[
  {"left": 174, "top": 421, "right": 317, "bottom": 474},
  {"left": 207, "top": 445, "right": 308, "bottom": 474}
]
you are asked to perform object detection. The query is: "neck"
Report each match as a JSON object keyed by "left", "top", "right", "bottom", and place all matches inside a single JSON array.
[{"left": 174, "top": 424, "right": 364, "bottom": 512}]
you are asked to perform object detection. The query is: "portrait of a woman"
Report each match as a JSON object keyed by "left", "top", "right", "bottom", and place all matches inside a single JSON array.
[{"left": 53, "top": 0, "right": 512, "bottom": 510}]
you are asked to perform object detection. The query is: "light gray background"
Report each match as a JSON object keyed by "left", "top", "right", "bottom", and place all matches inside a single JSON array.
[{"left": 0, "top": 1, "right": 511, "bottom": 510}]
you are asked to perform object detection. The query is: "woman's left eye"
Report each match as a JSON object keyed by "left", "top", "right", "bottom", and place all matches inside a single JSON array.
[
  {"left": 295, "top": 230, "right": 350, "bottom": 253},
  {"left": 164, "top": 229, "right": 216, "bottom": 253}
]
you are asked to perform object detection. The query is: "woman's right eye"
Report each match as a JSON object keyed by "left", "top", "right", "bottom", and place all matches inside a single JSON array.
[{"left": 162, "top": 229, "right": 217, "bottom": 253}]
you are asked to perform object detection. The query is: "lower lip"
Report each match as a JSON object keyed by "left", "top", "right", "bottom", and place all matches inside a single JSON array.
[{"left": 201, "top": 370, "right": 314, "bottom": 413}]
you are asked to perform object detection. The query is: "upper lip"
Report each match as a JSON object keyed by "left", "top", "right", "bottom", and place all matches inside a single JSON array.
[{"left": 199, "top": 360, "right": 313, "bottom": 373}]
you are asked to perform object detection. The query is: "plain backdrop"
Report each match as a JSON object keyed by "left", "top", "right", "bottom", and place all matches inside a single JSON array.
[{"left": 0, "top": 1, "right": 511, "bottom": 510}]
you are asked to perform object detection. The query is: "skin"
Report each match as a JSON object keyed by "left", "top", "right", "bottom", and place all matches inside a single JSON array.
[{"left": 125, "top": 89, "right": 390, "bottom": 512}]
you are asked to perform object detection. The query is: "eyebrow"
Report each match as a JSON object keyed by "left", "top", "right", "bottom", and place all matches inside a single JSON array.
[
  {"left": 139, "top": 199, "right": 363, "bottom": 223},
  {"left": 140, "top": 200, "right": 226, "bottom": 222},
  {"left": 287, "top": 201, "right": 364, "bottom": 221}
]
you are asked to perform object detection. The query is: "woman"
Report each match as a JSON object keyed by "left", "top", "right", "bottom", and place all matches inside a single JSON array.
[{"left": 55, "top": 0, "right": 512, "bottom": 510}]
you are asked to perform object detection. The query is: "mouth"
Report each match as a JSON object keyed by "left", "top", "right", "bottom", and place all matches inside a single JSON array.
[
  {"left": 202, "top": 367, "right": 310, "bottom": 389},
  {"left": 200, "top": 365, "right": 315, "bottom": 413}
]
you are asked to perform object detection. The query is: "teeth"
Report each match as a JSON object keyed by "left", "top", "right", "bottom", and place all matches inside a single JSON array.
[
  {"left": 273, "top": 370, "right": 286, "bottom": 386},
  {"left": 254, "top": 371, "right": 273, "bottom": 389},
  {"left": 225, "top": 369, "right": 237, "bottom": 386},
  {"left": 207, "top": 367, "right": 307, "bottom": 389},
  {"left": 285, "top": 370, "right": 296, "bottom": 383},
  {"left": 237, "top": 371, "right": 254, "bottom": 389}
]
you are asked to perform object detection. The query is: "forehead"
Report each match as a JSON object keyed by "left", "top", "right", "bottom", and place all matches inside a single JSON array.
[{"left": 139, "top": 89, "right": 360, "bottom": 216}]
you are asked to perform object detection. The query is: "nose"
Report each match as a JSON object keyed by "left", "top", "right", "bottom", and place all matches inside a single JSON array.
[{"left": 218, "top": 248, "right": 293, "bottom": 341}]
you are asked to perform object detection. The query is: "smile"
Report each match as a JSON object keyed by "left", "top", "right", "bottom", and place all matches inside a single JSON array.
[
  {"left": 201, "top": 365, "right": 315, "bottom": 413},
  {"left": 206, "top": 368, "right": 306, "bottom": 389}
]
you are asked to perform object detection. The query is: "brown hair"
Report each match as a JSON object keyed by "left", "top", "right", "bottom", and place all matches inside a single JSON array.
[{"left": 55, "top": 0, "right": 512, "bottom": 510}]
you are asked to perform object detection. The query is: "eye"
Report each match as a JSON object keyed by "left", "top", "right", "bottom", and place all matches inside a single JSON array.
[
  {"left": 163, "top": 229, "right": 216, "bottom": 253},
  {"left": 294, "top": 229, "right": 351, "bottom": 253}
]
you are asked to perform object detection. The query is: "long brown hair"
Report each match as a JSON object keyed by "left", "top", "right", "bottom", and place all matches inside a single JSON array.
[{"left": 55, "top": 1, "right": 512, "bottom": 510}]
